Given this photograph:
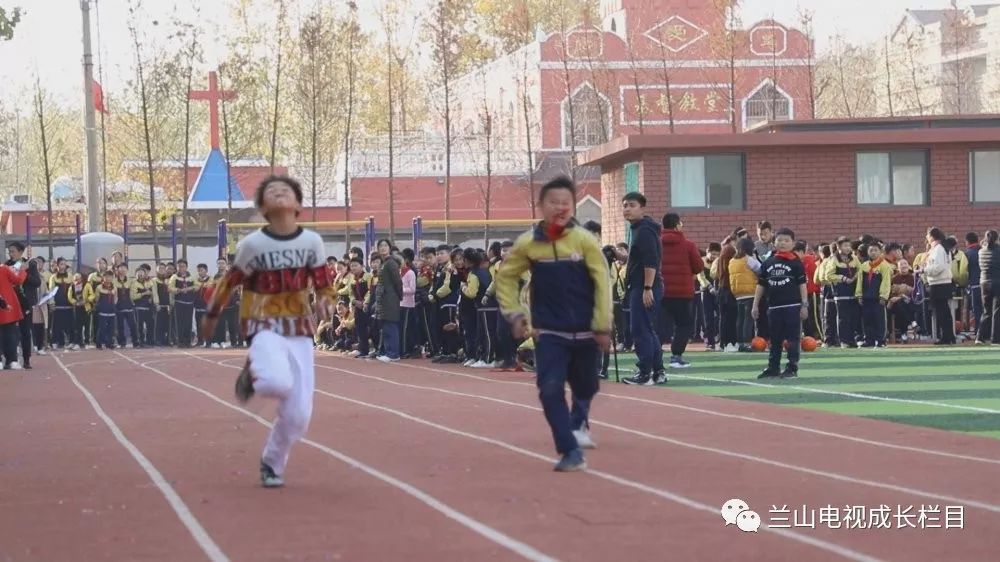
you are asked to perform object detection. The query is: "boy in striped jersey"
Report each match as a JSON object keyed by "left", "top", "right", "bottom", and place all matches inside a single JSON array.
[{"left": 202, "top": 175, "right": 336, "bottom": 488}]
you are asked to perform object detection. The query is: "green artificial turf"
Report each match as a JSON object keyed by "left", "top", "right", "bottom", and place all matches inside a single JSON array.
[{"left": 609, "top": 347, "right": 1000, "bottom": 439}]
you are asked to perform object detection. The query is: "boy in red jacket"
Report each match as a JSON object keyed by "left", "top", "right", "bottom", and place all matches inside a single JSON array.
[
  {"left": 795, "top": 241, "right": 822, "bottom": 340},
  {"left": 658, "top": 212, "right": 702, "bottom": 371},
  {"left": 0, "top": 261, "right": 28, "bottom": 370}
]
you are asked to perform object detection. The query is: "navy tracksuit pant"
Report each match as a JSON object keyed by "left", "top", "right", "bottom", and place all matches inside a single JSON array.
[
  {"left": 535, "top": 334, "right": 599, "bottom": 455},
  {"left": 767, "top": 305, "right": 801, "bottom": 372}
]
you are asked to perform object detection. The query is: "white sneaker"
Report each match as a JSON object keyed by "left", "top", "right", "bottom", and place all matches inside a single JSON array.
[
  {"left": 348, "top": 350, "right": 360, "bottom": 357},
  {"left": 471, "top": 360, "right": 490, "bottom": 368},
  {"left": 8, "top": 362, "right": 22, "bottom": 370},
  {"left": 221, "top": 342, "right": 231, "bottom": 349},
  {"left": 463, "top": 359, "right": 476, "bottom": 367},
  {"left": 36, "top": 348, "right": 47, "bottom": 356},
  {"left": 377, "top": 355, "right": 399, "bottom": 363},
  {"left": 212, "top": 343, "right": 222, "bottom": 349},
  {"left": 573, "top": 428, "right": 597, "bottom": 450},
  {"left": 125, "top": 343, "right": 134, "bottom": 349}
]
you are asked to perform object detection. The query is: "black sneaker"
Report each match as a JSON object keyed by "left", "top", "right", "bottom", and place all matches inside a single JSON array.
[
  {"left": 553, "top": 449, "right": 587, "bottom": 472},
  {"left": 780, "top": 366, "right": 799, "bottom": 379},
  {"left": 260, "top": 460, "right": 284, "bottom": 487},
  {"left": 235, "top": 360, "right": 255, "bottom": 404},
  {"left": 757, "top": 368, "right": 781, "bottom": 379},
  {"left": 623, "top": 372, "right": 654, "bottom": 386},
  {"left": 652, "top": 370, "right": 668, "bottom": 384}
]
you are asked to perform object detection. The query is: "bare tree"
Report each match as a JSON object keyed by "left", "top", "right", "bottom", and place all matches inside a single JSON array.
[
  {"left": 797, "top": 9, "right": 826, "bottom": 119},
  {"left": 341, "top": 2, "right": 361, "bottom": 246},
  {"left": 268, "top": 0, "right": 289, "bottom": 173},
  {"left": 624, "top": 28, "right": 645, "bottom": 133},
  {"left": 883, "top": 37, "right": 895, "bottom": 116},
  {"left": 653, "top": 26, "right": 677, "bottom": 132},
  {"left": 708, "top": 0, "right": 740, "bottom": 132},
  {"left": 33, "top": 78, "right": 55, "bottom": 260},
  {"left": 941, "top": 3, "right": 976, "bottom": 114},
  {"left": 127, "top": 0, "right": 161, "bottom": 260},
  {"left": 555, "top": 6, "right": 578, "bottom": 180},
  {"left": 296, "top": 8, "right": 338, "bottom": 223},
  {"left": 478, "top": 81, "right": 494, "bottom": 246},
  {"left": 902, "top": 30, "right": 928, "bottom": 116},
  {"left": 167, "top": 13, "right": 202, "bottom": 260}
]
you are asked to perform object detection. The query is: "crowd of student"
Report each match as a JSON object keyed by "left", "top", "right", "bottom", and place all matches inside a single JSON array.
[
  {"left": 611, "top": 203, "right": 1000, "bottom": 383},
  {"left": 1, "top": 206, "right": 997, "bottom": 378},
  {"left": 0, "top": 246, "right": 242, "bottom": 370}
]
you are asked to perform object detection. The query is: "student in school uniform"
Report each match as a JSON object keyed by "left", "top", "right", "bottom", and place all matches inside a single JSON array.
[
  {"left": 347, "top": 258, "right": 372, "bottom": 358},
  {"left": 132, "top": 265, "right": 158, "bottom": 348},
  {"left": 6, "top": 242, "right": 40, "bottom": 368},
  {"left": 49, "top": 258, "right": 76, "bottom": 350},
  {"left": 94, "top": 271, "right": 118, "bottom": 350},
  {"left": 212, "top": 258, "right": 240, "bottom": 348},
  {"left": 114, "top": 263, "right": 139, "bottom": 348},
  {"left": 825, "top": 237, "right": 861, "bottom": 348},
  {"left": 193, "top": 263, "right": 213, "bottom": 348},
  {"left": 399, "top": 248, "right": 419, "bottom": 358},
  {"left": 888, "top": 259, "right": 917, "bottom": 342},
  {"left": 856, "top": 243, "right": 893, "bottom": 348},
  {"left": 70, "top": 273, "right": 89, "bottom": 348},
  {"left": 153, "top": 263, "right": 173, "bottom": 346},
  {"left": 416, "top": 247, "right": 439, "bottom": 358},
  {"left": 430, "top": 245, "right": 461, "bottom": 363},
  {"left": 699, "top": 242, "right": 722, "bottom": 351},
  {"left": 816, "top": 244, "right": 838, "bottom": 347},
  {"left": 460, "top": 248, "right": 491, "bottom": 368},
  {"left": 729, "top": 238, "right": 761, "bottom": 352},
  {"left": 365, "top": 254, "right": 383, "bottom": 358},
  {"left": 796, "top": 242, "right": 822, "bottom": 340},
  {"left": 170, "top": 259, "right": 198, "bottom": 348}
]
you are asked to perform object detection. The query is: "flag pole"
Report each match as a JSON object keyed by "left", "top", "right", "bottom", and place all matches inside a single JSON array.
[{"left": 80, "top": 0, "right": 101, "bottom": 234}]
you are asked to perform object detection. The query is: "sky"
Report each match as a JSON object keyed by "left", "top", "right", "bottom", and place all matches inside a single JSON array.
[{"left": 0, "top": 0, "right": 945, "bottom": 108}]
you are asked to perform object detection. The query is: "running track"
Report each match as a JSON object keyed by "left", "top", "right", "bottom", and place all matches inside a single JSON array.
[{"left": 2, "top": 349, "right": 999, "bottom": 561}]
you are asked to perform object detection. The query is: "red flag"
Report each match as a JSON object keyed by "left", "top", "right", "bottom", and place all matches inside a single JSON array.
[{"left": 92, "top": 80, "right": 106, "bottom": 114}]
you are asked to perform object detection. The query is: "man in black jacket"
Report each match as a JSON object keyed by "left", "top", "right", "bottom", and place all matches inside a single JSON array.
[
  {"left": 6, "top": 242, "right": 41, "bottom": 369},
  {"left": 621, "top": 193, "right": 665, "bottom": 386}
]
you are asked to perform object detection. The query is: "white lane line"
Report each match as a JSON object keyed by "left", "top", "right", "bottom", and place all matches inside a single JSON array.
[
  {"left": 664, "top": 372, "right": 1000, "bottom": 414},
  {"left": 191, "top": 353, "right": 880, "bottom": 562},
  {"left": 121, "top": 352, "right": 558, "bottom": 562},
  {"left": 302, "top": 359, "right": 1000, "bottom": 516},
  {"left": 54, "top": 354, "right": 229, "bottom": 562},
  {"left": 338, "top": 355, "right": 1000, "bottom": 466}
]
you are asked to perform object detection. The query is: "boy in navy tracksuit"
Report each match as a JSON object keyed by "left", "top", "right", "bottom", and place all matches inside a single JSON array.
[
  {"left": 753, "top": 228, "right": 807, "bottom": 379},
  {"left": 856, "top": 244, "right": 893, "bottom": 348},
  {"left": 496, "top": 177, "right": 611, "bottom": 472},
  {"left": 825, "top": 237, "right": 860, "bottom": 348}
]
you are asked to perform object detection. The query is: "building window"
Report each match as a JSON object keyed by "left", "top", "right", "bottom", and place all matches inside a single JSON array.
[
  {"left": 856, "top": 151, "right": 928, "bottom": 205},
  {"left": 563, "top": 84, "right": 610, "bottom": 149},
  {"left": 669, "top": 154, "right": 745, "bottom": 209},
  {"left": 745, "top": 83, "right": 791, "bottom": 129},
  {"left": 971, "top": 150, "right": 1000, "bottom": 203}
]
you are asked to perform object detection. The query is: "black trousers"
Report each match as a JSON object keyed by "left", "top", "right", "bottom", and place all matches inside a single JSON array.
[
  {"left": 32, "top": 322, "right": 45, "bottom": 351},
  {"left": 823, "top": 298, "right": 839, "bottom": 346},
  {"left": 438, "top": 304, "right": 460, "bottom": 355},
  {"left": 52, "top": 307, "right": 74, "bottom": 347},
  {"left": 930, "top": 283, "right": 956, "bottom": 344},
  {"left": 978, "top": 282, "right": 1000, "bottom": 343},
  {"left": 136, "top": 307, "right": 155, "bottom": 346},
  {"left": 805, "top": 293, "right": 822, "bottom": 340},
  {"left": 116, "top": 309, "right": 138, "bottom": 346},
  {"left": 1, "top": 322, "right": 19, "bottom": 367},
  {"left": 74, "top": 307, "right": 89, "bottom": 346},
  {"left": 175, "top": 302, "right": 194, "bottom": 347},
  {"left": 195, "top": 309, "right": 207, "bottom": 345},
  {"left": 718, "top": 289, "right": 738, "bottom": 347},
  {"left": 767, "top": 306, "right": 801, "bottom": 371},
  {"left": 417, "top": 302, "right": 438, "bottom": 356},
  {"left": 660, "top": 297, "right": 694, "bottom": 357},
  {"left": 701, "top": 291, "right": 718, "bottom": 346},
  {"left": 354, "top": 308, "right": 371, "bottom": 356},
  {"left": 156, "top": 306, "right": 171, "bottom": 345},
  {"left": 17, "top": 315, "right": 32, "bottom": 365},
  {"left": 835, "top": 298, "right": 859, "bottom": 346},
  {"left": 860, "top": 299, "right": 887, "bottom": 346},
  {"left": 213, "top": 307, "right": 239, "bottom": 346}
]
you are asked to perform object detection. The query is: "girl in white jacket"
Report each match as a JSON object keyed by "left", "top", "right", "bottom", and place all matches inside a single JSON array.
[{"left": 919, "top": 228, "right": 956, "bottom": 344}]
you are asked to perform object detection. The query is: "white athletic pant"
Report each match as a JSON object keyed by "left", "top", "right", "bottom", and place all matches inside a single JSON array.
[{"left": 248, "top": 330, "right": 315, "bottom": 475}]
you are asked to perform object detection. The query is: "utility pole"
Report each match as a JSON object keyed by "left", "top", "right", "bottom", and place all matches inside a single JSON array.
[{"left": 81, "top": 0, "right": 101, "bottom": 233}]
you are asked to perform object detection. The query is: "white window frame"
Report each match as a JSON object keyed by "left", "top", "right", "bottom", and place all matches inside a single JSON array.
[
  {"left": 970, "top": 150, "right": 1000, "bottom": 203},
  {"left": 561, "top": 82, "right": 612, "bottom": 150},
  {"left": 855, "top": 150, "right": 929, "bottom": 206},
  {"left": 668, "top": 154, "right": 745, "bottom": 210}
]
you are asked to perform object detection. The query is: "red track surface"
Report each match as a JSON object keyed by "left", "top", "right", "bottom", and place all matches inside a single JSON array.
[{"left": 3, "top": 348, "right": 1000, "bottom": 561}]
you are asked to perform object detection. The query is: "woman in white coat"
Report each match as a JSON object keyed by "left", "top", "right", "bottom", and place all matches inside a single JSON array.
[{"left": 919, "top": 227, "right": 956, "bottom": 345}]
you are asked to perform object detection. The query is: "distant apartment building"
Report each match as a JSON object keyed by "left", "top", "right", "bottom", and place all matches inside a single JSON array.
[{"left": 880, "top": 4, "right": 1000, "bottom": 115}]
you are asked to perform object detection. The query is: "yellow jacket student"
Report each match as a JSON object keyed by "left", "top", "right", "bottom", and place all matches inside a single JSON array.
[
  {"left": 855, "top": 259, "right": 893, "bottom": 301},
  {"left": 728, "top": 256, "right": 759, "bottom": 298}
]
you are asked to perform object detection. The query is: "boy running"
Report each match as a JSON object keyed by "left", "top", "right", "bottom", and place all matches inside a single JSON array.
[
  {"left": 753, "top": 228, "right": 808, "bottom": 379},
  {"left": 203, "top": 175, "right": 336, "bottom": 488},
  {"left": 495, "top": 176, "right": 611, "bottom": 472}
]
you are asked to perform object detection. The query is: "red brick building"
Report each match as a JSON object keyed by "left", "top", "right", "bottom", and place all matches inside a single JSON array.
[
  {"left": 583, "top": 115, "right": 1000, "bottom": 248},
  {"left": 349, "top": 0, "right": 813, "bottom": 230}
]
